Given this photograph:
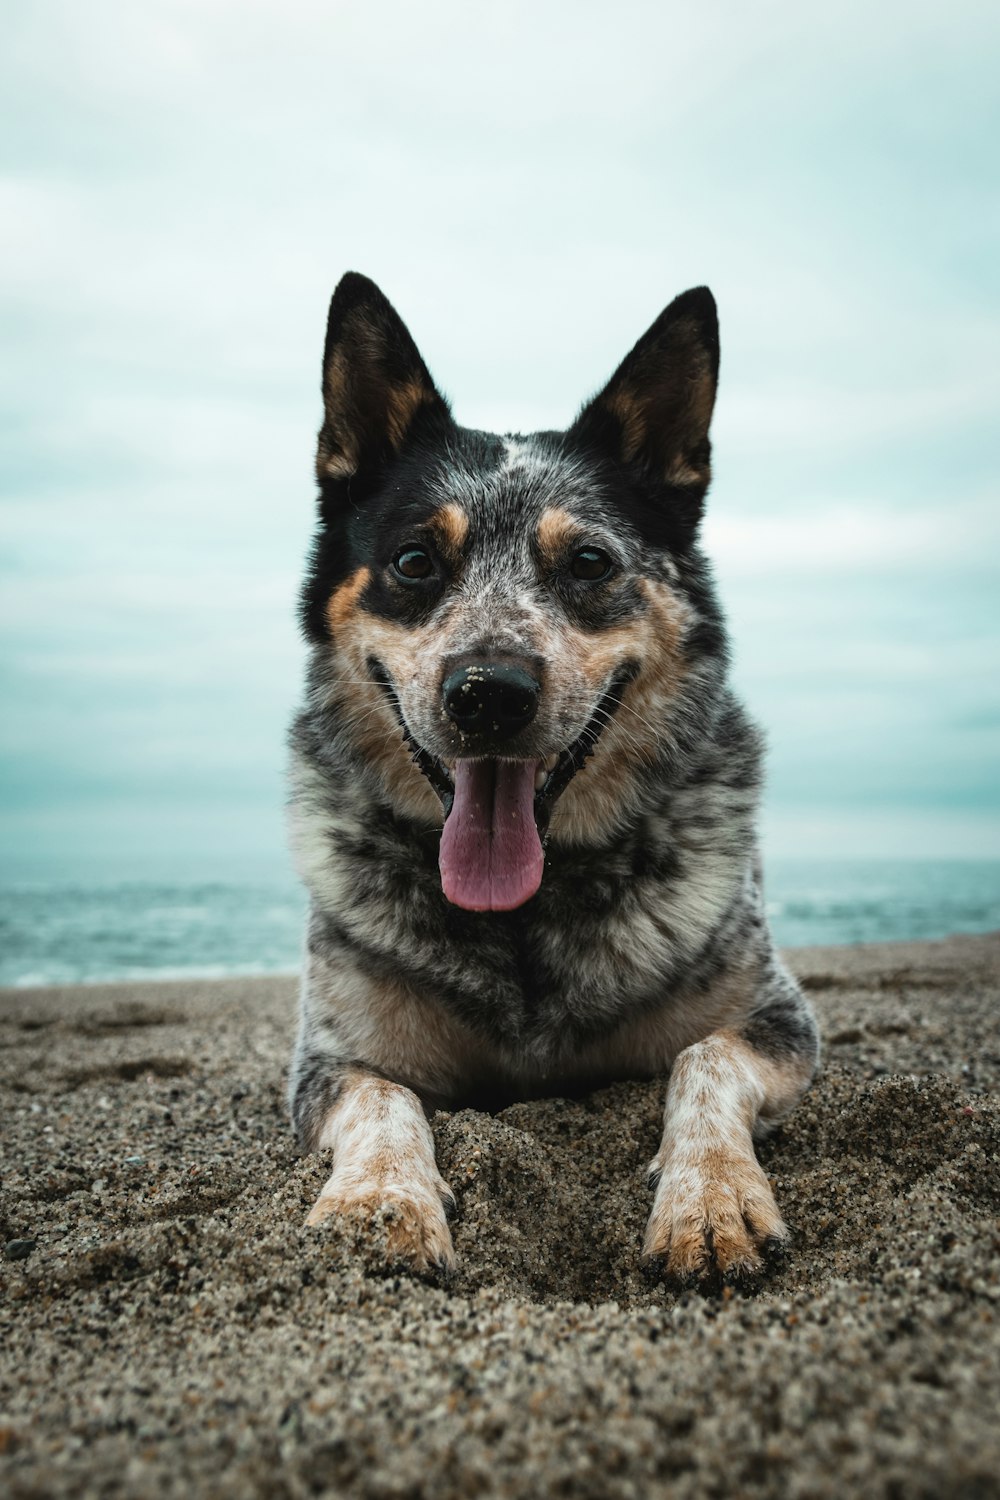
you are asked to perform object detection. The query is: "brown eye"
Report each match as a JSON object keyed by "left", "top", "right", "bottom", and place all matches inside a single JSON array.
[
  {"left": 570, "top": 547, "right": 613, "bottom": 582},
  {"left": 392, "top": 546, "right": 434, "bottom": 582}
]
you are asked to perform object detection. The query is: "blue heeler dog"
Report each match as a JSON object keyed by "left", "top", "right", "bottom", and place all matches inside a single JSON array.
[{"left": 287, "top": 272, "right": 819, "bottom": 1285}]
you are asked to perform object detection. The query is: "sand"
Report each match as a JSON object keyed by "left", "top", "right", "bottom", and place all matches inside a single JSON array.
[{"left": 1, "top": 933, "right": 999, "bottom": 1498}]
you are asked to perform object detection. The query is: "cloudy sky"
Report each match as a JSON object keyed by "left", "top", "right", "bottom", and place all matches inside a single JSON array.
[{"left": 2, "top": 0, "right": 998, "bottom": 878}]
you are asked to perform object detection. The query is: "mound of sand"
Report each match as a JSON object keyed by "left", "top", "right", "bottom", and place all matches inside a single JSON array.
[{"left": 2, "top": 933, "right": 999, "bottom": 1497}]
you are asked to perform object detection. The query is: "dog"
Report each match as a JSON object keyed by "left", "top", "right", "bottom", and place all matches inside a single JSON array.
[{"left": 287, "top": 272, "right": 819, "bottom": 1285}]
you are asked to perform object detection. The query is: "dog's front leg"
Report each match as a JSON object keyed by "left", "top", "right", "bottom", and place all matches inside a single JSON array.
[
  {"left": 301, "top": 1066, "right": 456, "bottom": 1272},
  {"left": 643, "top": 969, "right": 818, "bottom": 1285}
]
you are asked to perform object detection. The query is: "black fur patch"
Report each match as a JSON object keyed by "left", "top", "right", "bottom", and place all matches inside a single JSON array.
[
  {"left": 289, "top": 1052, "right": 347, "bottom": 1151},
  {"left": 743, "top": 1004, "right": 821, "bottom": 1065}
]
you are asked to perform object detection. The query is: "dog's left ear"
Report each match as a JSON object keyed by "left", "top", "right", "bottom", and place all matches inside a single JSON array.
[
  {"left": 317, "top": 272, "right": 451, "bottom": 483},
  {"left": 569, "top": 287, "right": 719, "bottom": 539}
]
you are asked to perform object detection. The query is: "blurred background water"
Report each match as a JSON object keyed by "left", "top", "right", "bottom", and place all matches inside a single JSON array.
[{"left": 1, "top": 860, "right": 997, "bottom": 989}]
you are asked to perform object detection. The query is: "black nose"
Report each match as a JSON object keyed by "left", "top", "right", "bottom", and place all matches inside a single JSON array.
[{"left": 442, "top": 661, "right": 540, "bottom": 740}]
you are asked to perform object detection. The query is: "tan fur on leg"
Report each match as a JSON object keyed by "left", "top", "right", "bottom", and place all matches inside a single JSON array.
[
  {"left": 305, "top": 1070, "right": 455, "bottom": 1272},
  {"left": 643, "top": 1031, "right": 808, "bottom": 1281}
]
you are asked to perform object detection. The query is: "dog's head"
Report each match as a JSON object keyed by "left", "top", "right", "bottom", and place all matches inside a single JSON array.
[{"left": 300, "top": 273, "right": 722, "bottom": 913}]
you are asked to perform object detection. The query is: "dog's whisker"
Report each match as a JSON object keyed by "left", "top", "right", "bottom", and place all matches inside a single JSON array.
[
  {"left": 609, "top": 697, "right": 664, "bottom": 740},
  {"left": 588, "top": 707, "right": 660, "bottom": 768}
]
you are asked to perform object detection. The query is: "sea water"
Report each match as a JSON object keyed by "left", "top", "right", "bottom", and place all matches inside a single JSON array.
[{"left": 0, "top": 860, "right": 998, "bottom": 988}]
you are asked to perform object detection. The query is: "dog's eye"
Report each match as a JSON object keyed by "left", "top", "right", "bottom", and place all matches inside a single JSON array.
[
  {"left": 392, "top": 547, "right": 434, "bottom": 582},
  {"left": 570, "top": 547, "right": 613, "bottom": 582}
]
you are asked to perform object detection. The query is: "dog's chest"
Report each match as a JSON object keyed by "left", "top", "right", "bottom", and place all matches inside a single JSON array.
[
  {"left": 311, "top": 788, "right": 750, "bottom": 1052},
  {"left": 379, "top": 859, "right": 727, "bottom": 1052}
]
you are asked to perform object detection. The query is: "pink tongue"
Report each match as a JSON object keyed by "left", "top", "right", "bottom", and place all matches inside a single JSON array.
[{"left": 439, "top": 759, "right": 544, "bottom": 912}]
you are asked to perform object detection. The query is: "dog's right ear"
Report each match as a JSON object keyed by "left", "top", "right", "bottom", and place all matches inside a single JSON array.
[{"left": 316, "top": 273, "right": 451, "bottom": 483}]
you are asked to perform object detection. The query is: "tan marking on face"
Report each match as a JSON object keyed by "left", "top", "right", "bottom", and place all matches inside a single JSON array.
[
  {"left": 535, "top": 507, "right": 581, "bottom": 567},
  {"left": 325, "top": 566, "right": 372, "bottom": 633},
  {"left": 327, "top": 603, "right": 457, "bottom": 825},
  {"left": 428, "top": 503, "right": 469, "bottom": 564},
  {"left": 327, "top": 560, "right": 688, "bottom": 845},
  {"left": 548, "top": 577, "right": 689, "bottom": 846},
  {"left": 612, "top": 576, "right": 689, "bottom": 756},
  {"left": 338, "top": 673, "right": 442, "bottom": 824}
]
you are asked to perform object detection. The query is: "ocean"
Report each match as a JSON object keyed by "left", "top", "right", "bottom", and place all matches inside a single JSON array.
[{"left": 1, "top": 859, "right": 998, "bottom": 989}]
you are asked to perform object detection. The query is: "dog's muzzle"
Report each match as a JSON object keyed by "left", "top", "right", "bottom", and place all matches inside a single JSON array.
[{"left": 367, "top": 657, "right": 638, "bottom": 915}]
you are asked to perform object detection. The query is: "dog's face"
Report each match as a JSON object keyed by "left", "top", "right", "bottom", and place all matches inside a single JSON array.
[{"left": 300, "top": 274, "right": 720, "bottom": 914}]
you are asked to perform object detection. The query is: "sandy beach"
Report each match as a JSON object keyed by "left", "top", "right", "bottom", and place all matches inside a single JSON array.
[{"left": 2, "top": 933, "right": 999, "bottom": 1498}]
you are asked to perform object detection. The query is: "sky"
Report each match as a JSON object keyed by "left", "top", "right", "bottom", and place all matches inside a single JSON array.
[{"left": 1, "top": 0, "right": 998, "bottom": 879}]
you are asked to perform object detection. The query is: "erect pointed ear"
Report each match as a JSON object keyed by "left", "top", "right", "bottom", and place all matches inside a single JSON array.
[
  {"left": 316, "top": 272, "right": 451, "bottom": 482},
  {"left": 569, "top": 287, "right": 719, "bottom": 534}
]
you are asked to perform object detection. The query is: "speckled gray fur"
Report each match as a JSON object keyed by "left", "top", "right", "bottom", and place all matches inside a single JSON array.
[{"left": 286, "top": 274, "right": 819, "bottom": 1276}]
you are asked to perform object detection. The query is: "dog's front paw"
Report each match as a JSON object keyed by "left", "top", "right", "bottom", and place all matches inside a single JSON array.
[
  {"left": 306, "top": 1176, "right": 456, "bottom": 1274},
  {"left": 642, "top": 1148, "right": 787, "bottom": 1287}
]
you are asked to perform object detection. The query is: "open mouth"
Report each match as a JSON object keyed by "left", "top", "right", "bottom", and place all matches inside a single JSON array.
[{"left": 368, "top": 660, "right": 637, "bottom": 913}]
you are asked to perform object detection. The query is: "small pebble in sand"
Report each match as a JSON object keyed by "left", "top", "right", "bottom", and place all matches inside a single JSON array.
[{"left": 4, "top": 1239, "right": 36, "bottom": 1261}]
